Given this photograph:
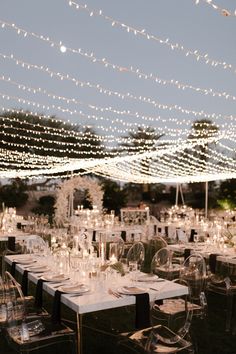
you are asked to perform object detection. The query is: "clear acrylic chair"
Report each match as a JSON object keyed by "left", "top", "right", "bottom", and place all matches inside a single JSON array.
[
  {"left": 151, "top": 248, "right": 183, "bottom": 281},
  {"left": 118, "top": 278, "right": 193, "bottom": 354},
  {"left": 143, "top": 236, "right": 168, "bottom": 273},
  {"left": 127, "top": 241, "right": 145, "bottom": 272},
  {"left": 119, "top": 325, "right": 193, "bottom": 354},
  {"left": 3, "top": 271, "right": 77, "bottom": 354},
  {"left": 151, "top": 278, "right": 193, "bottom": 334},
  {"left": 0, "top": 274, "right": 7, "bottom": 329},
  {"left": 180, "top": 253, "right": 207, "bottom": 319},
  {"left": 207, "top": 257, "right": 236, "bottom": 333},
  {"left": 4, "top": 271, "right": 26, "bottom": 337}
]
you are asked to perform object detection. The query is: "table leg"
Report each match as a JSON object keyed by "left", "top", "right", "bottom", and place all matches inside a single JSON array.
[{"left": 77, "top": 313, "right": 83, "bottom": 354}]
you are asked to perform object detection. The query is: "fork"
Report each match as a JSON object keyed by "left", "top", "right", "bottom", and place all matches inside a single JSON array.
[{"left": 108, "top": 288, "right": 122, "bottom": 298}]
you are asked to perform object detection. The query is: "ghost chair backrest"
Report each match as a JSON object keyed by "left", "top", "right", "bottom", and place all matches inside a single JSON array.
[
  {"left": 119, "top": 279, "right": 193, "bottom": 354},
  {"left": 151, "top": 278, "right": 193, "bottom": 338},
  {"left": 4, "top": 271, "right": 26, "bottom": 335},
  {"left": 0, "top": 274, "right": 7, "bottom": 327},
  {"left": 127, "top": 242, "right": 145, "bottom": 267},
  {"left": 142, "top": 236, "right": 168, "bottom": 274},
  {"left": 181, "top": 253, "right": 207, "bottom": 300},
  {"left": 150, "top": 247, "right": 182, "bottom": 281}
]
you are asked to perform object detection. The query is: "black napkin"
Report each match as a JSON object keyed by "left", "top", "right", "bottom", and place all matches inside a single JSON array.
[
  {"left": 184, "top": 248, "right": 192, "bottom": 261},
  {"left": 17, "top": 222, "right": 22, "bottom": 230},
  {"left": 209, "top": 254, "right": 219, "bottom": 274},
  {"left": 189, "top": 229, "right": 196, "bottom": 242},
  {"left": 8, "top": 237, "right": 16, "bottom": 252},
  {"left": 51, "top": 290, "right": 62, "bottom": 324},
  {"left": 21, "top": 270, "right": 29, "bottom": 296},
  {"left": 164, "top": 226, "right": 168, "bottom": 237},
  {"left": 135, "top": 293, "right": 150, "bottom": 330},
  {"left": 10, "top": 261, "right": 17, "bottom": 276},
  {"left": 34, "top": 279, "right": 46, "bottom": 309},
  {"left": 121, "top": 231, "right": 126, "bottom": 242},
  {"left": 92, "top": 230, "right": 96, "bottom": 242}
]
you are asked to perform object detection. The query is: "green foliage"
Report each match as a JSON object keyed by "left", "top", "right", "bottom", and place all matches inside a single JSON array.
[
  {"left": 217, "top": 198, "right": 236, "bottom": 210},
  {"left": 217, "top": 179, "right": 236, "bottom": 209},
  {"left": 0, "top": 178, "right": 28, "bottom": 208},
  {"left": 31, "top": 195, "right": 55, "bottom": 223},
  {"left": 110, "top": 262, "right": 125, "bottom": 276},
  {"left": 102, "top": 179, "right": 127, "bottom": 215}
]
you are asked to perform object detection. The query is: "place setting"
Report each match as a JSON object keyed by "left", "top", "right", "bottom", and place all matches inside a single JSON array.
[
  {"left": 12, "top": 255, "right": 36, "bottom": 265},
  {"left": 26, "top": 263, "right": 50, "bottom": 273},
  {"left": 57, "top": 283, "right": 90, "bottom": 295},
  {"left": 40, "top": 273, "right": 70, "bottom": 283},
  {"left": 116, "top": 285, "right": 147, "bottom": 295},
  {"left": 136, "top": 273, "right": 165, "bottom": 283}
]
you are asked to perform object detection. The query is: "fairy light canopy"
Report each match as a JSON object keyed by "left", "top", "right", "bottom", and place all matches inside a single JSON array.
[{"left": 0, "top": 0, "right": 235, "bottom": 183}]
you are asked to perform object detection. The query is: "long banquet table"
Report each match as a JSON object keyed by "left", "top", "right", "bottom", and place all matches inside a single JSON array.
[
  {"left": 4, "top": 254, "right": 188, "bottom": 354},
  {"left": 168, "top": 242, "right": 236, "bottom": 259}
]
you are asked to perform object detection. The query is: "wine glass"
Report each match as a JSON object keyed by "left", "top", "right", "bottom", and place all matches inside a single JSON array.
[
  {"left": 128, "top": 260, "right": 138, "bottom": 282},
  {"left": 69, "top": 253, "right": 81, "bottom": 282}
]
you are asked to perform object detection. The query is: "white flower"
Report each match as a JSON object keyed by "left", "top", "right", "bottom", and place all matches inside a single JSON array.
[{"left": 54, "top": 176, "right": 103, "bottom": 225}]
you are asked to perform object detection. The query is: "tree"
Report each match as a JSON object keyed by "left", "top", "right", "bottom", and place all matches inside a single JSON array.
[
  {"left": 119, "top": 127, "right": 164, "bottom": 201},
  {"left": 120, "top": 126, "right": 164, "bottom": 153},
  {"left": 31, "top": 195, "right": 55, "bottom": 223},
  {"left": 217, "top": 179, "right": 236, "bottom": 209},
  {"left": 180, "top": 119, "right": 219, "bottom": 208},
  {"left": 102, "top": 179, "right": 127, "bottom": 215},
  {"left": 0, "top": 111, "right": 105, "bottom": 173},
  {"left": 0, "top": 178, "right": 28, "bottom": 208}
]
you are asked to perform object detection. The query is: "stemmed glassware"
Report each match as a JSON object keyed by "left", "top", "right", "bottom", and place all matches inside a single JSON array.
[
  {"left": 128, "top": 260, "right": 139, "bottom": 282},
  {"left": 69, "top": 251, "right": 81, "bottom": 282}
]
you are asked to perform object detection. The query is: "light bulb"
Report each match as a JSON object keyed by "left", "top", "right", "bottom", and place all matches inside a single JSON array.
[{"left": 60, "top": 45, "right": 67, "bottom": 53}]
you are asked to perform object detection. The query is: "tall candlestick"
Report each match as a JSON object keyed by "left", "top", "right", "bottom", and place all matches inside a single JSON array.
[{"left": 101, "top": 242, "right": 105, "bottom": 264}]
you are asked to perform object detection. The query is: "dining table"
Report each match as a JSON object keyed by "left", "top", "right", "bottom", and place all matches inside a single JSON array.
[{"left": 4, "top": 253, "right": 188, "bottom": 354}]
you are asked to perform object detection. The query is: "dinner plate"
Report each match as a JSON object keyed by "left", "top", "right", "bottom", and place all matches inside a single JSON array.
[
  {"left": 137, "top": 274, "right": 159, "bottom": 282},
  {"left": 59, "top": 284, "right": 90, "bottom": 294},
  {"left": 41, "top": 274, "right": 69, "bottom": 282},
  {"left": 13, "top": 257, "right": 35, "bottom": 265},
  {"left": 27, "top": 265, "right": 50, "bottom": 273},
  {"left": 117, "top": 286, "right": 147, "bottom": 295}
]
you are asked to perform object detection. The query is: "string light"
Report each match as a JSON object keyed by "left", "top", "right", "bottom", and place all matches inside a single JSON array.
[
  {"left": 2, "top": 74, "right": 236, "bottom": 137},
  {"left": 0, "top": 134, "right": 235, "bottom": 183},
  {"left": 2, "top": 52, "right": 236, "bottom": 131},
  {"left": 4, "top": 110, "right": 236, "bottom": 163},
  {"left": 0, "top": 127, "right": 235, "bottom": 181},
  {"left": 66, "top": 1, "right": 236, "bottom": 73},
  {"left": 3, "top": 89, "right": 236, "bottom": 147},
  {"left": 0, "top": 14, "right": 235, "bottom": 183},
  {"left": 194, "top": 0, "right": 236, "bottom": 17},
  {"left": 0, "top": 62, "right": 234, "bottom": 138},
  {"left": 60, "top": 45, "right": 67, "bottom": 53},
  {"left": 1, "top": 17, "right": 236, "bottom": 97}
]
